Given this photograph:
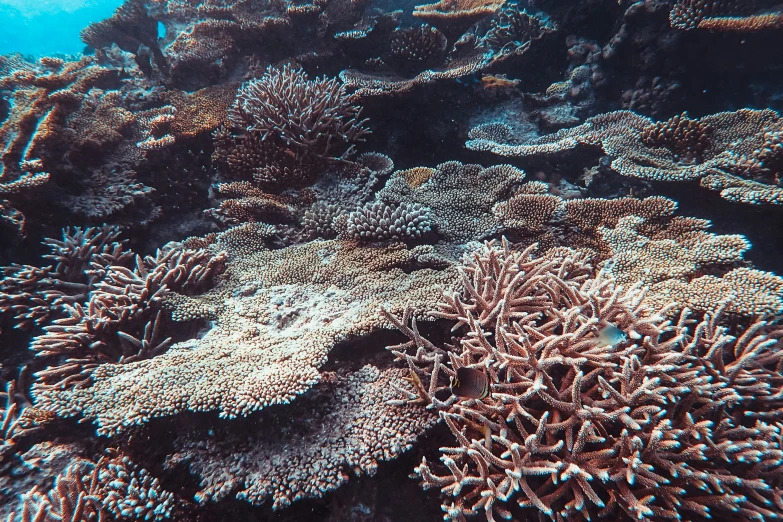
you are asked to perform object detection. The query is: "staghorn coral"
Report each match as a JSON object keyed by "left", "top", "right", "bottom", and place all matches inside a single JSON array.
[
  {"left": 0, "top": 226, "right": 226, "bottom": 393},
  {"left": 32, "top": 229, "right": 457, "bottom": 435},
  {"left": 8, "top": 451, "right": 178, "bottom": 522},
  {"left": 9, "top": 463, "right": 104, "bottom": 522},
  {"left": 0, "top": 442, "right": 88, "bottom": 520},
  {"left": 467, "top": 109, "right": 783, "bottom": 205},
  {"left": 387, "top": 240, "right": 783, "bottom": 521},
  {"left": 169, "top": 365, "right": 438, "bottom": 509},
  {"left": 345, "top": 201, "right": 433, "bottom": 242},
  {"left": 30, "top": 244, "right": 226, "bottom": 391},
  {"left": 0, "top": 226, "right": 132, "bottom": 330},
  {"left": 1, "top": 370, "right": 55, "bottom": 462}
]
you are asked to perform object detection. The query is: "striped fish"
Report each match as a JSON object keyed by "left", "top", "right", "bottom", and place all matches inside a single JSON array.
[{"left": 450, "top": 367, "right": 490, "bottom": 400}]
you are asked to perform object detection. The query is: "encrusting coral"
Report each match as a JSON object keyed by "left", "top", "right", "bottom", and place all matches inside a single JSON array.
[{"left": 386, "top": 239, "right": 783, "bottom": 521}]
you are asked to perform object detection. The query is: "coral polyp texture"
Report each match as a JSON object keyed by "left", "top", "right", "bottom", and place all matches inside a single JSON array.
[
  {"left": 2, "top": 0, "right": 783, "bottom": 519},
  {"left": 387, "top": 240, "right": 783, "bottom": 521}
]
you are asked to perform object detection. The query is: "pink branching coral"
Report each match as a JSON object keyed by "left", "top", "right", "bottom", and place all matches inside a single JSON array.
[
  {"left": 1, "top": 369, "right": 55, "bottom": 461},
  {"left": 0, "top": 226, "right": 131, "bottom": 330},
  {"left": 8, "top": 450, "right": 178, "bottom": 521},
  {"left": 30, "top": 244, "right": 226, "bottom": 391},
  {"left": 386, "top": 239, "right": 783, "bottom": 521}
]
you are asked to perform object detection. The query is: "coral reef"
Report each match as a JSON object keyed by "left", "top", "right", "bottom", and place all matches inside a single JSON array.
[
  {"left": 467, "top": 109, "right": 783, "bottom": 205},
  {"left": 32, "top": 226, "right": 456, "bottom": 435},
  {"left": 387, "top": 240, "right": 783, "bottom": 521},
  {"left": 2, "top": 0, "right": 783, "bottom": 519}
]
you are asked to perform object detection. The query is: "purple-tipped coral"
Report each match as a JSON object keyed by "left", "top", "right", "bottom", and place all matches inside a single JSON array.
[{"left": 345, "top": 201, "right": 433, "bottom": 241}]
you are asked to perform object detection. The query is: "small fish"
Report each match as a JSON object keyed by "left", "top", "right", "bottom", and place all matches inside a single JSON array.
[
  {"left": 597, "top": 323, "right": 627, "bottom": 347},
  {"left": 450, "top": 367, "right": 490, "bottom": 400}
]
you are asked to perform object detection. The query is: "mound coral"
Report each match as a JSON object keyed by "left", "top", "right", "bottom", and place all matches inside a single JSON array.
[{"left": 387, "top": 239, "right": 783, "bottom": 521}]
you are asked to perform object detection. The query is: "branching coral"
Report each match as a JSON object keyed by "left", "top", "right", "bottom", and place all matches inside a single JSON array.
[
  {"left": 0, "top": 226, "right": 226, "bottom": 393},
  {"left": 387, "top": 240, "right": 783, "bottom": 521},
  {"left": 467, "top": 109, "right": 783, "bottom": 205},
  {"left": 232, "top": 65, "right": 370, "bottom": 165},
  {"left": 8, "top": 451, "right": 178, "bottom": 521},
  {"left": 345, "top": 201, "right": 433, "bottom": 242},
  {"left": 0, "top": 226, "right": 131, "bottom": 330},
  {"left": 1, "top": 370, "right": 55, "bottom": 462}
]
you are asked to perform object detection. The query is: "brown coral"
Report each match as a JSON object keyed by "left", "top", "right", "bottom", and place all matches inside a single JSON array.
[{"left": 413, "top": 0, "right": 506, "bottom": 40}]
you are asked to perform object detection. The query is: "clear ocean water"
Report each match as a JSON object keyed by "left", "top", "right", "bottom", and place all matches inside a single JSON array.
[{"left": 0, "top": 0, "right": 123, "bottom": 56}]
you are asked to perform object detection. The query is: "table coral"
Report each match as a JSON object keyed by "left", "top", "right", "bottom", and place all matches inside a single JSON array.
[
  {"left": 32, "top": 229, "right": 456, "bottom": 435},
  {"left": 413, "top": 0, "right": 507, "bottom": 40},
  {"left": 170, "top": 365, "right": 438, "bottom": 509},
  {"left": 377, "top": 161, "right": 524, "bottom": 242},
  {"left": 670, "top": 0, "right": 783, "bottom": 31},
  {"left": 467, "top": 109, "right": 783, "bottom": 205}
]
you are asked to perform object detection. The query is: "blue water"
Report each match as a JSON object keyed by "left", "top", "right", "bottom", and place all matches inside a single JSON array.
[{"left": 0, "top": 0, "right": 124, "bottom": 57}]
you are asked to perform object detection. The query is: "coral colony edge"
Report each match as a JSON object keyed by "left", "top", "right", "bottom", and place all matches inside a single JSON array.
[{"left": 1, "top": 0, "right": 783, "bottom": 521}]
